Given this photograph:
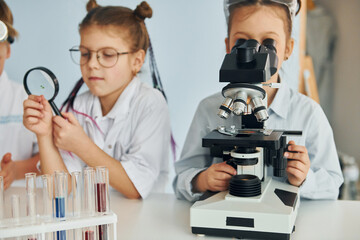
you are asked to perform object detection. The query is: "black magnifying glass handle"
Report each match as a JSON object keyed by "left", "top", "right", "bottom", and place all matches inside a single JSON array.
[{"left": 49, "top": 101, "right": 63, "bottom": 117}]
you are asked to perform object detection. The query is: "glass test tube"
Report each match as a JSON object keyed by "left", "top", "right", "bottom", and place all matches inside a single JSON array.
[
  {"left": 42, "top": 174, "right": 54, "bottom": 240},
  {"left": 71, "top": 171, "right": 82, "bottom": 239},
  {"left": 11, "top": 194, "right": 20, "bottom": 219},
  {"left": 0, "top": 176, "right": 4, "bottom": 219},
  {"left": 95, "top": 166, "right": 109, "bottom": 240},
  {"left": 54, "top": 171, "right": 67, "bottom": 240},
  {"left": 26, "top": 173, "right": 38, "bottom": 240},
  {"left": 26, "top": 172, "right": 37, "bottom": 217},
  {"left": 11, "top": 194, "right": 21, "bottom": 240},
  {"left": 82, "top": 167, "right": 96, "bottom": 240},
  {"left": 42, "top": 174, "right": 53, "bottom": 218}
]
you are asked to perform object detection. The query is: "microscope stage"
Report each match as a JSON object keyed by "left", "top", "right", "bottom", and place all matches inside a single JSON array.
[{"left": 191, "top": 178, "right": 299, "bottom": 240}]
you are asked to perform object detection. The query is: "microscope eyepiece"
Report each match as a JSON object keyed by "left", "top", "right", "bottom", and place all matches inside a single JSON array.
[{"left": 262, "top": 38, "right": 277, "bottom": 52}]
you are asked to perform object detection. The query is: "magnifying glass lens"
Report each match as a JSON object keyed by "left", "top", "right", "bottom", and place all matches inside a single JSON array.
[
  {"left": 24, "top": 67, "right": 62, "bottom": 117},
  {"left": 25, "top": 70, "right": 56, "bottom": 100}
]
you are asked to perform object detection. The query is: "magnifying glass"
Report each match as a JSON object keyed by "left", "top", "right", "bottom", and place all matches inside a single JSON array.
[
  {"left": 0, "top": 20, "right": 9, "bottom": 42},
  {"left": 23, "top": 67, "right": 63, "bottom": 117}
]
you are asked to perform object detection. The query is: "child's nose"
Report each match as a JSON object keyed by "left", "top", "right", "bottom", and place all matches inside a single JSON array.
[{"left": 87, "top": 52, "right": 100, "bottom": 68}]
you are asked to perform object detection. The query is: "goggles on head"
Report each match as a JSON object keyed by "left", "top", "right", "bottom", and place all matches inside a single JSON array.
[
  {"left": 224, "top": 0, "right": 298, "bottom": 24},
  {"left": 0, "top": 20, "right": 14, "bottom": 44}
]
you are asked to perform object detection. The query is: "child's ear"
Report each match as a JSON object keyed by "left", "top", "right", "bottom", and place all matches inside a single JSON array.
[
  {"left": 284, "top": 38, "right": 294, "bottom": 60},
  {"left": 132, "top": 49, "right": 145, "bottom": 73},
  {"left": 225, "top": 37, "right": 230, "bottom": 54}
]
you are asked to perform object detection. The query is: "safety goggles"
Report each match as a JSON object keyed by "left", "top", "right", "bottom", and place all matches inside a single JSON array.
[
  {"left": 224, "top": 0, "right": 298, "bottom": 23},
  {"left": 0, "top": 20, "right": 14, "bottom": 44}
]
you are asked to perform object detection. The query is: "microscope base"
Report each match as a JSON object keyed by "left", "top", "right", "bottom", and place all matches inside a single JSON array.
[{"left": 191, "top": 178, "right": 299, "bottom": 240}]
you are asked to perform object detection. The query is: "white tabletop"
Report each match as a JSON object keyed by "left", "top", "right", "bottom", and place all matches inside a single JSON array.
[{"left": 2, "top": 187, "right": 360, "bottom": 240}]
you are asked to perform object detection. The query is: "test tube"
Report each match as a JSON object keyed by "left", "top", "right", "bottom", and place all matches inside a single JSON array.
[
  {"left": 42, "top": 174, "right": 54, "bottom": 240},
  {"left": 26, "top": 172, "right": 37, "bottom": 217},
  {"left": 71, "top": 171, "right": 82, "bottom": 239},
  {"left": 11, "top": 194, "right": 20, "bottom": 219},
  {"left": 95, "top": 166, "right": 109, "bottom": 240},
  {"left": 54, "top": 171, "right": 67, "bottom": 240},
  {"left": 0, "top": 176, "right": 4, "bottom": 219},
  {"left": 42, "top": 174, "right": 53, "bottom": 218},
  {"left": 11, "top": 194, "right": 21, "bottom": 240},
  {"left": 72, "top": 171, "right": 82, "bottom": 216},
  {"left": 26, "top": 173, "right": 38, "bottom": 240},
  {"left": 82, "top": 167, "right": 96, "bottom": 240}
]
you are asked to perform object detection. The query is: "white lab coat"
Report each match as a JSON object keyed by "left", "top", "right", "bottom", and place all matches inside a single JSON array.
[
  {"left": 0, "top": 71, "right": 38, "bottom": 186},
  {"left": 173, "top": 80, "right": 344, "bottom": 202},
  {"left": 61, "top": 77, "right": 171, "bottom": 199}
]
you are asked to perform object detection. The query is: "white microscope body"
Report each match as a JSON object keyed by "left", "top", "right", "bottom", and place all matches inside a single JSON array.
[{"left": 190, "top": 39, "right": 300, "bottom": 240}]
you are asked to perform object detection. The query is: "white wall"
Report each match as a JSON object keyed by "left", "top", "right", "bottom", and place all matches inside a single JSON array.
[{"left": 317, "top": 0, "right": 360, "bottom": 163}]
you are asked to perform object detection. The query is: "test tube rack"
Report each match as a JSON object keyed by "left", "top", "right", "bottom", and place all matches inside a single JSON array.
[{"left": 0, "top": 212, "right": 117, "bottom": 239}]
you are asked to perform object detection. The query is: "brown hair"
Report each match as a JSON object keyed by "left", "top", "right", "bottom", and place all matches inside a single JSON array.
[
  {"left": 0, "top": 0, "right": 19, "bottom": 42},
  {"left": 80, "top": 0, "right": 152, "bottom": 53},
  {"left": 227, "top": 0, "right": 301, "bottom": 40}
]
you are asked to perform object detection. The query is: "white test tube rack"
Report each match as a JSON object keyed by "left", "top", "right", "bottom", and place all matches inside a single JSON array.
[{"left": 0, "top": 212, "right": 117, "bottom": 239}]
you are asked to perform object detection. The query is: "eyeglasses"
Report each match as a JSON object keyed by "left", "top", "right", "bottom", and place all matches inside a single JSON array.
[
  {"left": 69, "top": 46, "right": 132, "bottom": 68},
  {"left": 224, "top": 0, "right": 298, "bottom": 23}
]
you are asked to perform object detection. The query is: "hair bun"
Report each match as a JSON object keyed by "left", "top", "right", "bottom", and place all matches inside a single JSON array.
[
  {"left": 86, "top": 0, "right": 100, "bottom": 12},
  {"left": 134, "top": 1, "right": 152, "bottom": 21}
]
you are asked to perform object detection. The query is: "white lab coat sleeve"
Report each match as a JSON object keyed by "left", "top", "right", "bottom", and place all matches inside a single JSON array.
[
  {"left": 120, "top": 92, "right": 170, "bottom": 199},
  {"left": 300, "top": 105, "right": 344, "bottom": 199},
  {"left": 173, "top": 100, "right": 214, "bottom": 202}
]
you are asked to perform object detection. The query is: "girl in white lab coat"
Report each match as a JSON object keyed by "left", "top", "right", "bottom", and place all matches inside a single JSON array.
[
  {"left": 23, "top": 0, "right": 170, "bottom": 199},
  {"left": 173, "top": 0, "right": 343, "bottom": 202},
  {"left": 0, "top": 0, "right": 40, "bottom": 189}
]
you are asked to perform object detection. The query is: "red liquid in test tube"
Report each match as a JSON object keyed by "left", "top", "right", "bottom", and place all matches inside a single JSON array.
[
  {"left": 84, "top": 230, "right": 94, "bottom": 240},
  {"left": 96, "top": 183, "right": 107, "bottom": 212}
]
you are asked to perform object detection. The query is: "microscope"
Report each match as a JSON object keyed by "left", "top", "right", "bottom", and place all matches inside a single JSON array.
[{"left": 190, "top": 39, "right": 301, "bottom": 240}]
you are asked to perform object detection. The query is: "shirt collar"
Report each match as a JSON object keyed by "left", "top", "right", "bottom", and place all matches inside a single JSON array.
[
  {"left": 91, "top": 76, "right": 140, "bottom": 120},
  {"left": 0, "top": 71, "right": 9, "bottom": 85},
  {"left": 268, "top": 77, "right": 291, "bottom": 119}
]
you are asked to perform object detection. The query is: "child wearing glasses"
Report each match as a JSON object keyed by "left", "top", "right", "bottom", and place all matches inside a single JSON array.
[
  {"left": 23, "top": 0, "right": 170, "bottom": 199},
  {"left": 173, "top": 0, "right": 343, "bottom": 201},
  {"left": 0, "top": 0, "right": 40, "bottom": 190}
]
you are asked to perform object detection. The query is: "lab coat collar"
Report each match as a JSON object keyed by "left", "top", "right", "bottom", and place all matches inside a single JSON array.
[
  {"left": 0, "top": 71, "right": 9, "bottom": 86},
  {"left": 268, "top": 77, "right": 291, "bottom": 119},
  {"left": 91, "top": 76, "right": 140, "bottom": 120}
]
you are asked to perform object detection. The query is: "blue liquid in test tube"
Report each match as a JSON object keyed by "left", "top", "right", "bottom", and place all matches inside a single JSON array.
[
  {"left": 54, "top": 171, "right": 67, "bottom": 240},
  {"left": 56, "top": 197, "right": 66, "bottom": 240}
]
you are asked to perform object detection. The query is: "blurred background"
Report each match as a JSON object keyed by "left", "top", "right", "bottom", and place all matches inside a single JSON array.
[{"left": 4, "top": 0, "right": 360, "bottom": 198}]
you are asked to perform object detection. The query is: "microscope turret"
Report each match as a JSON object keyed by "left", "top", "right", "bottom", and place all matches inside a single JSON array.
[{"left": 218, "top": 39, "right": 278, "bottom": 123}]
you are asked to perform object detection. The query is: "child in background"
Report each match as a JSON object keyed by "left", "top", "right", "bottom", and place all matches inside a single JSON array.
[
  {"left": 23, "top": 0, "right": 170, "bottom": 199},
  {"left": 173, "top": 0, "right": 343, "bottom": 201},
  {"left": 0, "top": 0, "right": 39, "bottom": 189}
]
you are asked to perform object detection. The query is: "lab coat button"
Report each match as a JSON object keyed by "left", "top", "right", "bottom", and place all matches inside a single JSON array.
[{"left": 108, "top": 145, "right": 112, "bottom": 149}]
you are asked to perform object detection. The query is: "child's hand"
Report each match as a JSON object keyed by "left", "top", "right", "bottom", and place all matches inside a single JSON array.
[
  {"left": 285, "top": 140, "right": 311, "bottom": 187},
  {"left": 0, "top": 153, "right": 17, "bottom": 190},
  {"left": 23, "top": 95, "right": 53, "bottom": 137},
  {"left": 193, "top": 162, "right": 237, "bottom": 193},
  {"left": 52, "top": 112, "right": 90, "bottom": 154}
]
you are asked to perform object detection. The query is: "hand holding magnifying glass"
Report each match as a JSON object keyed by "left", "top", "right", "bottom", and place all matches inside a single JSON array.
[{"left": 23, "top": 67, "right": 63, "bottom": 117}]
